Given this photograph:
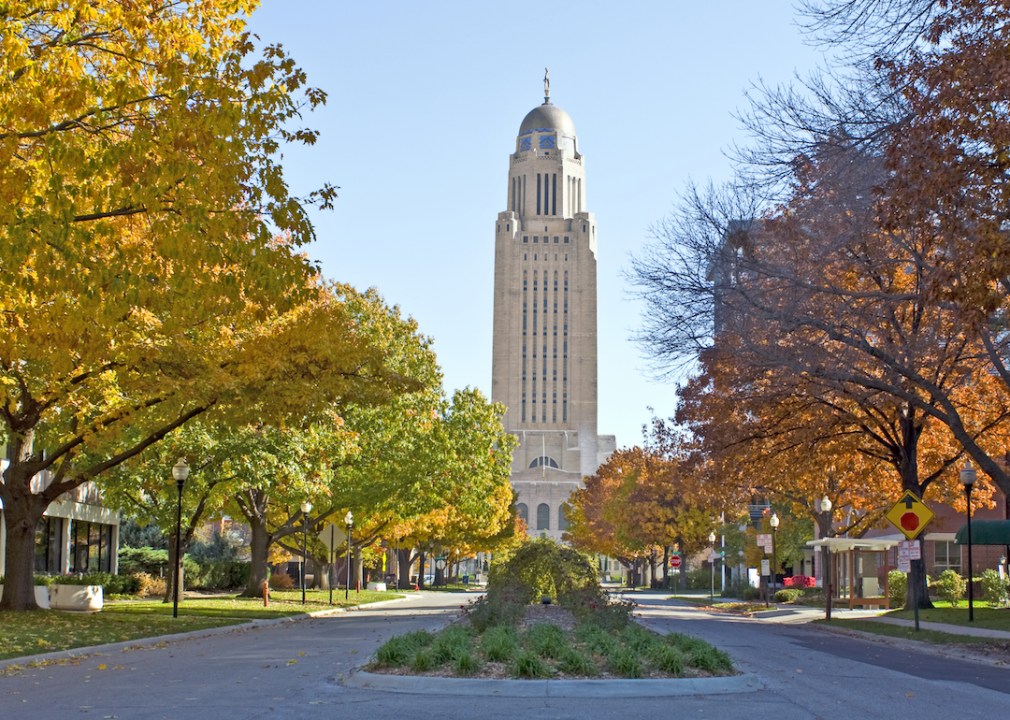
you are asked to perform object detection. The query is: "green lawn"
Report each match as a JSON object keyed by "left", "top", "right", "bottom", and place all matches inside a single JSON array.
[
  {"left": 0, "top": 590, "right": 405, "bottom": 663},
  {"left": 881, "top": 604, "right": 1010, "bottom": 632},
  {"left": 817, "top": 618, "right": 1004, "bottom": 646}
]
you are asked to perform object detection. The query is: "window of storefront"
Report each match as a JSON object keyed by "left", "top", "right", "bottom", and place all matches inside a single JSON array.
[
  {"left": 34, "top": 516, "right": 63, "bottom": 573},
  {"left": 69, "top": 520, "right": 114, "bottom": 574},
  {"left": 933, "top": 540, "right": 961, "bottom": 574}
]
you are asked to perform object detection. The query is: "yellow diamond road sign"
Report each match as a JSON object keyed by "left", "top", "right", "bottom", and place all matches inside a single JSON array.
[{"left": 885, "top": 491, "right": 935, "bottom": 540}]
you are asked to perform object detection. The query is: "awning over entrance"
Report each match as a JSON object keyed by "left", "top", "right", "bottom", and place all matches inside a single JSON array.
[
  {"left": 954, "top": 520, "right": 1010, "bottom": 545},
  {"left": 808, "top": 537, "right": 901, "bottom": 553}
]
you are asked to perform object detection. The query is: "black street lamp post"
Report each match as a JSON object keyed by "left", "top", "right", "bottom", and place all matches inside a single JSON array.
[
  {"left": 960, "top": 464, "right": 977, "bottom": 622},
  {"left": 770, "top": 513, "right": 780, "bottom": 601},
  {"left": 300, "top": 500, "right": 312, "bottom": 605},
  {"left": 344, "top": 511, "right": 354, "bottom": 601},
  {"left": 171, "top": 458, "right": 189, "bottom": 619},
  {"left": 819, "top": 496, "right": 833, "bottom": 621},
  {"left": 708, "top": 531, "right": 716, "bottom": 604}
]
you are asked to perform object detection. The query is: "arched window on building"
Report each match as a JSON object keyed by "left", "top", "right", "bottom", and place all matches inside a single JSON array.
[
  {"left": 528, "top": 456, "right": 559, "bottom": 469},
  {"left": 516, "top": 503, "right": 529, "bottom": 526},
  {"left": 558, "top": 505, "right": 568, "bottom": 532},
  {"left": 537, "top": 503, "right": 550, "bottom": 531}
]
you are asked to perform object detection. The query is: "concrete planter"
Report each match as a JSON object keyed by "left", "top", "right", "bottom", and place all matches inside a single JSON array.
[
  {"left": 49, "top": 584, "right": 103, "bottom": 612},
  {"left": 0, "top": 585, "right": 52, "bottom": 609},
  {"left": 366, "top": 582, "right": 387, "bottom": 592}
]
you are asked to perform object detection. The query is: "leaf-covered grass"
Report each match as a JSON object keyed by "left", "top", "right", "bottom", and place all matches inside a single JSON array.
[
  {"left": 105, "top": 589, "right": 401, "bottom": 619},
  {"left": 0, "top": 590, "right": 405, "bottom": 661},
  {"left": 368, "top": 620, "right": 736, "bottom": 679},
  {"left": 0, "top": 610, "right": 242, "bottom": 662},
  {"left": 820, "top": 618, "right": 1010, "bottom": 645}
]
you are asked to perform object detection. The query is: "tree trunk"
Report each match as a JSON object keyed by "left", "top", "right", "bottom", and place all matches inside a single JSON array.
[
  {"left": 907, "top": 538, "right": 932, "bottom": 611},
  {"left": 164, "top": 532, "right": 188, "bottom": 605},
  {"left": 317, "top": 561, "right": 332, "bottom": 591},
  {"left": 663, "top": 546, "right": 670, "bottom": 589},
  {"left": 396, "top": 547, "right": 413, "bottom": 588},
  {"left": 353, "top": 547, "right": 363, "bottom": 590},
  {"left": 0, "top": 491, "right": 49, "bottom": 611},
  {"left": 240, "top": 510, "right": 271, "bottom": 598},
  {"left": 418, "top": 550, "right": 427, "bottom": 589},
  {"left": 899, "top": 411, "right": 933, "bottom": 610}
]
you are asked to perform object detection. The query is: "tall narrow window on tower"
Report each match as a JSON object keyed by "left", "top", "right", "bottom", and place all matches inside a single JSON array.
[
  {"left": 552, "top": 174, "right": 557, "bottom": 215},
  {"left": 544, "top": 175, "right": 549, "bottom": 218},
  {"left": 536, "top": 174, "right": 541, "bottom": 215}
]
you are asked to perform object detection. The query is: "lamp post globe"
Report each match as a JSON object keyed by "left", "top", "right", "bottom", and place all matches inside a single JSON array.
[
  {"left": 344, "top": 511, "right": 354, "bottom": 601},
  {"left": 170, "top": 458, "right": 189, "bottom": 619},
  {"left": 960, "top": 464, "right": 977, "bottom": 621},
  {"left": 300, "top": 501, "right": 312, "bottom": 604}
]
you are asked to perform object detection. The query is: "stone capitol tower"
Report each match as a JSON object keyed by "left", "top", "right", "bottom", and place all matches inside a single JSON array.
[{"left": 491, "top": 75, "right": 615, "bottom": 542}]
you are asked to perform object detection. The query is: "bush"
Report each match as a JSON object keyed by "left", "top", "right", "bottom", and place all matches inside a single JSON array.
[
  {"left": 135, "top": 572, "right": 166, "bottom": 597},
  {"left": 934, "top": 569, "right": 966, "bottom": 606},
  {"left": 980, "top": 569, "right": 1010, "bottom": 608},
  {"left": 720, "top": 579, "right": 753, "bottom": 599},
  {"left": 740, "top": 586, "right": 761, "bottom": 601},
  {"left": 774, "top": 588, "right": 801, "bottom": 603},
  {"left": 606, "top": 646, "right": 643, "bottom": 678},
  {"left": 375, "top": 630, "right": 432, "bottom": 667},
  {"left": 682, "top": 568, "right": 710, "bottom": 590},
  {"left": 487, "top": 538, "right": 598, "bottom": 604},
  {"left": 557, "top": 646, "right": 597, "bottom": 676},
  {"left": 118, "top": 546, "right": 198, "bottom": 578},
  {"left": 783, "top": 575, "right": 816, "bottom": 588},
  {"left": 191, "top": 561, "right": 250, "bottom": 590},
  {"left": 525, "top": 622, "right": 566, "bottom": 659},
  {"left": 511, "top": 649, "right": 551, "bottom": 678},
  {"left": 559, "top": 585, "right": 633, "bottom": 631},
  {"left": 464, "top": 587, "right": 526, "bottom": 632},
  {"left": 649, "top": 644, "right": 686, "bottom": 676},
  {"left": 480, "top": 626, "right": 520, "bottom": 663},
  {"left": 269, "top": 572, "right": 295, "bottom": 589},
  {"left": 887, "top": 570, "right": 907, "bottom": 607}
]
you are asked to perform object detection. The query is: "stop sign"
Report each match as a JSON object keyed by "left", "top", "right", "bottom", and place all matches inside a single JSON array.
[{"left": 670, "top": 555, "right": 682, "bottom": 569}]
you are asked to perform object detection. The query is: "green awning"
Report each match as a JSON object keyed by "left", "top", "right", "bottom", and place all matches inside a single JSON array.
[{"left": 954, "top": 520, "right": 1010, "bottom": 545}]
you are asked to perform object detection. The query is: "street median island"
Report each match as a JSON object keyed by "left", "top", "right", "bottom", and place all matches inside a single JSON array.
[{"left": 346, "top": 540, "right": 756, "bottom": 696}]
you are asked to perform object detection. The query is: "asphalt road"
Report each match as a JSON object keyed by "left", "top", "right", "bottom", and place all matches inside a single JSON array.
[{"left": 2, "top": 591, "right": 1009, "bottom": 720}]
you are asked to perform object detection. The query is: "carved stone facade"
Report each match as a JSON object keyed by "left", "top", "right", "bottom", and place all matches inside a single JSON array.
[{"left": 491, "top": 92, "right": 615, "bottom": 541}]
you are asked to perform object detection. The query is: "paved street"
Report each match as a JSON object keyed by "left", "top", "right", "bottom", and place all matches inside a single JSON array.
[{"left": 2, "top": 591, "right": 1009, "bottom": 719}]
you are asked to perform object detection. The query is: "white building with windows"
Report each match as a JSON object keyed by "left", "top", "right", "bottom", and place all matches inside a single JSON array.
[
  {"left": 0, "top": 461, "right": 120, "bottom": 578},
  {"left": 491, "top": 82, "right": 615, "bottom": 541}
]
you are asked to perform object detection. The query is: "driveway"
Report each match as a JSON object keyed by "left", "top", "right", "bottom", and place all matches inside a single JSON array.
[{"left": 2, "top": 590, "right": 1008, "bottom": 720}]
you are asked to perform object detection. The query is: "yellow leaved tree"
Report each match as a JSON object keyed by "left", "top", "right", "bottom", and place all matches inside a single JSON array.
[{"left": 0, "top": 2, "right": 407, "bottom": 611}]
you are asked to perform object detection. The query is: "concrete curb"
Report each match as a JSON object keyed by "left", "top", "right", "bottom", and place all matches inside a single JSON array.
[
  {"left": 342, "top": 670, "right": 763, "bottom": 697},
  {"left": 0, "top": 595, "right": 411, "bottom": 671}
]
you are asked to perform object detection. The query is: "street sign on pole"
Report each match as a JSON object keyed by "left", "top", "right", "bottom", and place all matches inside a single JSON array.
[
  {"left": 318, "top": 524, "right": 346, "bottom": 551},
  {"left": 761, "top": 559, "right": 771, "bottom": 576},
  {"left": 884, "top": 491, "right": 935, "bottom": 540},
  {"left": 669, "top": 555, "right": 682, "bottom": 569}
]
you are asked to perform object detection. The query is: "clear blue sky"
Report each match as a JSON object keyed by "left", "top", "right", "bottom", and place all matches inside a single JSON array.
[{"left": 245, "top": 1, "right": 829, "bottom": 450}]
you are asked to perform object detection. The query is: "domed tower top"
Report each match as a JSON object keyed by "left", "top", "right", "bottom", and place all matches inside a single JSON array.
[
  {"left": 518, "top": 67, "right": 576, "bottom": 137},
  {"left": 518, "top": 103, "right": 576, "bottom": 136}
]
